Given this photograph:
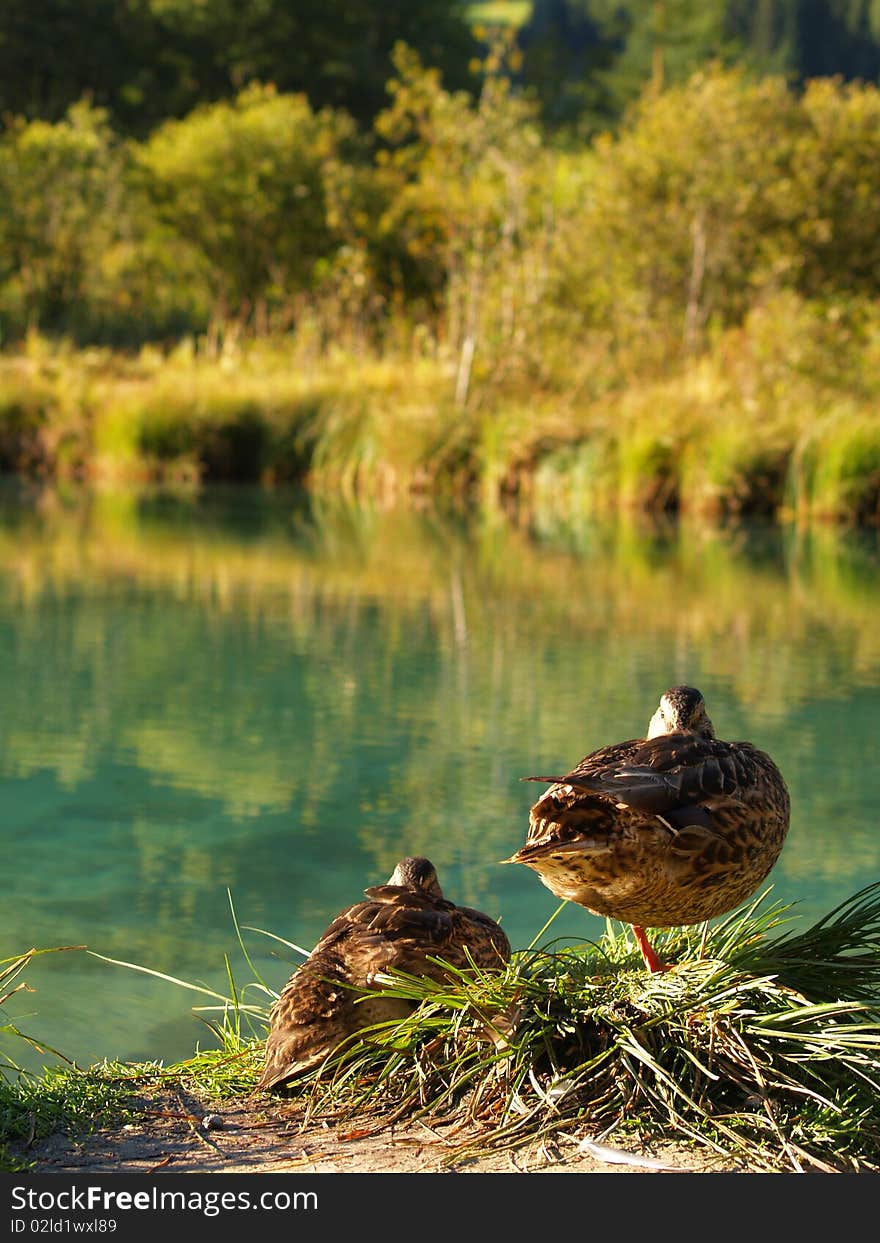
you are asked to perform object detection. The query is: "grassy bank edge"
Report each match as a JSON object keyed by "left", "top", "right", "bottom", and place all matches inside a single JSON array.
[
  {"left": 4, "top": 885, "right": 880, "bottom": 1174},
  {"left": 2, "top": 313, "right": 880, "bottom": 525}
]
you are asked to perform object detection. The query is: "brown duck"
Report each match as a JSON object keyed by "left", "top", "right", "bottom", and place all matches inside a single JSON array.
[
  {"left": 258, "top": 855, "right": 511, "bottom": 1091},
  {"left": 504, "top": 685, "right": 790, "bottom": 972}
]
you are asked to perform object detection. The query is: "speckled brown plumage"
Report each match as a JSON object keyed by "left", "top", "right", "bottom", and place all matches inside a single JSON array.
[
  {"left": 258, "top": 856, "right": 511, "bottom": 1091},
  {"left": 505, "top": 686, "right": 790, "bottom": 970}
]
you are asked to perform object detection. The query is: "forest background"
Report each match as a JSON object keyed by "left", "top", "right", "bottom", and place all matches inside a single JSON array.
[{"left": 3, "top": 0, "right": 880, "bottom": 523}]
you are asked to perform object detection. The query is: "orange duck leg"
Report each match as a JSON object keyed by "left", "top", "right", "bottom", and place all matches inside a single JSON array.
[{"left": 632, "top": 925, "right": 669, "bottom": 973}]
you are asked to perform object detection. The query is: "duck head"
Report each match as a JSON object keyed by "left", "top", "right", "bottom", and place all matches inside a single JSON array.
[
  {"left": 646, "top": 685, "right": 715, "bottom": 740},
  {"left": 386, "top": 856, "right": 444, "bottom": 900}
]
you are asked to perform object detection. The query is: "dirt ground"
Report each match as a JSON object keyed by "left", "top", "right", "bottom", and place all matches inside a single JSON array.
[{"left": 18, "top": 1084, "right": 746, "bottom": 1175}]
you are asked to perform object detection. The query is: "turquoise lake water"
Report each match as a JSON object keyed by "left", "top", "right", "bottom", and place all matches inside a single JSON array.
[{"left": 2, "top": 482, "right": 880, "bottom": 1073}]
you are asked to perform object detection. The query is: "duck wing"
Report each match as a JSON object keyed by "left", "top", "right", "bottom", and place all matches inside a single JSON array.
[
  {"left": 522, "top": 734, "right": 782, "bottom": 851},
  {"left": 304, "top": 893, "right": 457, "bottom": 975},
  {"left": 527, "top": 734, "right": 761, "bottom": 805},
  {"left": 359, "top": 885, "right": 509, "bottom": 967},
  {"left": 437, "top": 905, "right": 511, "bottom": 971},
  {"left": 258, "top": 896, "right": 445, "bottom": 1090},
  {"left": 257, "top": 950, "right": 361, "bottom": 1090}
]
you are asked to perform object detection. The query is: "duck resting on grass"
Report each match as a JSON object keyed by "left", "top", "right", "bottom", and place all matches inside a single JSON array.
[
  {"left": 504, "top": 685, "right": 790, "bottom": 973},
  {"left": 258, "top": 855, "right": 511, "bottom": 1091}
]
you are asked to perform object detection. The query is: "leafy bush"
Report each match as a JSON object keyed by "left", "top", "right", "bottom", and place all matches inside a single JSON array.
[{"left": 139, "top": 86, "right": 362, "bottom": 330}]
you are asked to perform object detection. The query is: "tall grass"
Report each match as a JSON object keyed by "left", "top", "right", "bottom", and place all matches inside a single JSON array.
[
  {"left": 73, "top": 884, "right": 880, "bottom": 1173},
  {"left": 0, "top": 947, "right": 84, "bottom": 1078},
  {"left": 794, "top": 415, "right": 880, "bottom": 524},
  {"left": 2, "top": 292, "right": 880, "bottom": 522},
  {"left": 0, "top": 946, "right": 130, "bottom": 1173}
]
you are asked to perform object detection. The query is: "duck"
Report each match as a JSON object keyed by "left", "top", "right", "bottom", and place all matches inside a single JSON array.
[
  {"left": 258, "top": 855, "right": 511, "bottom": 1091},
  {"left": 503, "top": 685, "right": 790, "bottom": 973}
]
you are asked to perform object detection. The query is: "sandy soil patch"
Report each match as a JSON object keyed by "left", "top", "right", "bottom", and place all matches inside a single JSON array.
[{"left": 16, "top": 1084, "right": 745, "bottom": 1176}]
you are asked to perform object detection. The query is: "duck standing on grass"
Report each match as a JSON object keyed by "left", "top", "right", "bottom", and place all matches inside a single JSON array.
[
  {"left": 258, "top": 855, "right": 511, "bottom": 1091},
  {"left": 504, "top": 685, "right": 790, "bottom": 973}
]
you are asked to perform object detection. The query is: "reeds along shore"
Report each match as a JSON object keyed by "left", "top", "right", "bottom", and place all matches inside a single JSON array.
[{"left": 1, "top": 303, "right": 879, "bottom": 526}]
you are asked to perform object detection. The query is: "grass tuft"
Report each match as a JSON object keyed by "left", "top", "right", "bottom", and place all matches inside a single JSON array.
[
  {"left": 262, "top": 885, "right": 880, "bottom": 1172},
  {"left": 0, "top": 1065, "right": 137, "bottom": 1173}
]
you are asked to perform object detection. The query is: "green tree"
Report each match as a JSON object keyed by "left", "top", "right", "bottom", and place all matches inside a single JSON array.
[
  {"left": 0, "top": 102, "right": 129, "bottom": 334},
  {"left": 519, "top": 1, "right": 750, "bottom": 129},
  {"left": 562, "top": 68, "right": 806, "bottom": 354},
  {"left": 517, "top": 0, "right": 626, "bottom": 130},
  {"left": 139, "top": 84, "right": 360, "bottom": 328},
  {"left": 606, "top": 0, "right": 741, "bottom": 100},
  {"left": 182, "top": 0, "right": 480, "bottom": 127},
  {"left": 0, "top": 0, "right": 479, "bottom": 136},
  {"left": 792, "top": 77, "right": 880, "bottom": 299},
  {"left": 550, "top": 65, "right": 880, "bottom": 362},
  {"left": 518, "top": 2, "right": 880, "bottom": 133},
  {"left": 0, "top": 1, "right": 201, "bottom": 137},
  {"left": 373, "top": 44, "right": 552, "bottom": 390},
  {"left": 726, "top": 0, "right": 880, "bottom": 81}
]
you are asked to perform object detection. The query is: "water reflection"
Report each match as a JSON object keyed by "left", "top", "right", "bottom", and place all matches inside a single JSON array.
[{"left": 2, "top": 482, "right": 879, "bottom": 1071}]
